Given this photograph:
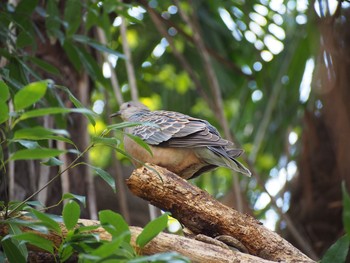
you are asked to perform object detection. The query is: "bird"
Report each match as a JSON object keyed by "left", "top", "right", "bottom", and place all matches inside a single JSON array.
[{"left": 110, "top": 101, "right": 251, "bottom": 179}]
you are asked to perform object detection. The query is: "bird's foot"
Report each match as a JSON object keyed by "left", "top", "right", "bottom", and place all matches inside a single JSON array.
[{"left": 194, "top": 234, "right": 249, "bottom": 253}]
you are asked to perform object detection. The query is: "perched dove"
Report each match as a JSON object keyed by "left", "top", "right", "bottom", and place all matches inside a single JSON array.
[{"left": 111, "top": 101, "right": 251, "bottom": 179}]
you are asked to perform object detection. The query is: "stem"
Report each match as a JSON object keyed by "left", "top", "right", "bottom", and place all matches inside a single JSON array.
[{"left": 7, "top": 143, "right": 95, "bottom": 218}]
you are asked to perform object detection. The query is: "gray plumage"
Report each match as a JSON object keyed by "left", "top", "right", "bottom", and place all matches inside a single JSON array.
[{"left": 112, "top": 101, "right": 251, "bottom": 179}]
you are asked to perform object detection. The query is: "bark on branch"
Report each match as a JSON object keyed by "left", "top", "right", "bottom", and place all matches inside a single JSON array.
[{"left": 126, "top": 164, "right": 315, "bottom": 263}]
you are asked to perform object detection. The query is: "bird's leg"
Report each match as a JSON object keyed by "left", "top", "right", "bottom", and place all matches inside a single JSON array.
[{"left": 183, "top": 227, "right": 249, "bottom": 253}]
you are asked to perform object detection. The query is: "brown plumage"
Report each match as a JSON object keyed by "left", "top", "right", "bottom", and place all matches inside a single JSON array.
[{"left": 111, "top": 101, "right": 251, "bottom": 179}]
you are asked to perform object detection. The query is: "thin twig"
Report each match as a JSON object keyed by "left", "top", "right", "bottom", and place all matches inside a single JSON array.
[
  {"left": 141, "top": 0, "right": 214, "bottom": 109},
  {"left": 120, "top": 16, "right": 139, "bottom": 101},
  {"left": 95, "top": 28, "right": 124, "bottom": 105}
]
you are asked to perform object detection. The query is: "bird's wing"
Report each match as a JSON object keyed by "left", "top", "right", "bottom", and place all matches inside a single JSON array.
[{"left": 130, "top": 110, "right": 229, "bottom": 147}]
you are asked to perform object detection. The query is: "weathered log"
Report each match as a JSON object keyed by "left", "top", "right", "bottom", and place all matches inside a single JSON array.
[
  {"left": 126, "top": 164, "right": 315, "bottom": 263},
  {"left": 0, "top": 216, "right": 274, "bottom": 263}
]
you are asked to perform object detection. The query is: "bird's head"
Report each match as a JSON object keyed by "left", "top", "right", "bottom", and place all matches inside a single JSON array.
[{"left": 110, "top": 101, "right": 150, "bottom": 121}]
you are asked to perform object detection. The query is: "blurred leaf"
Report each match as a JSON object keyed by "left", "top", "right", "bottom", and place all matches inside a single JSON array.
[
  {"left": 62, "top": 193, "right": 86, "bottom": 207},
  {"left": 88, "top": 165, "right": 116, "bottom": 193},
  {"left": 72, "top": 35, "right": 125, "bottom": 58},
  {"left": 29, "top": 57, "right": 60, "bottom": 75},
  {"left": 0, "top": 80, "right": 10, "bottom": 101},
  {"left": 31, "top": 209, "right": 62, "bottom": 235},
  {"left": 320, "top": 234, "right": 350, "bottom": 263},
  {"left": 46, "top": 0, "right": 62, "bottom": 39},
  {"left": 62, "top": 40, "right": 82, "bottom": 71},
  {"left": 14, "top": 80, "right": 48, "bottom": 110},
  {"left": 10, "top": 148, "right": 66, "bottom": 160},
  {"left": 1, "top": 237, "right": 26, "bottom": 263},
  {"left": 15, "top": 0, "right": 38, "bottom": 14},
  {"left": 8, "top": 223, "right": 28, "bottom": 260},
  {"left": 99, "top": 210, "right": 130, "bottom": 242},
  {"left": 342, "top": 182, "right": 350, "bottom": 236},
  {"left": 0, "top": 100, "right": 9, "bottom": 124},
  {"left": 14, "top": 126, "right": 70, "bottom": 138},
  {"left": 41, "top": 157, "right": 64, "bottom": 166},
  {"left": 18, "top": 107, "right": 95, "bottom": 122},
  {"left": 92, "top": 136, "right": 120, "bottom": 146},
  {"left": 12, "top": 232, "right": 54, "bottom": 254},
  {"left": 90, "top": 233, "right": 128, "bottom": 258},
  {"left": 64, "top": 0, "right": 82, "bottom": 36},
  {"left": 63, "top": 200, "right": 80, "bottom": 231},
  {"left": 56, "top": 85, "right": 96, "bottom": 126},
  {"left": 136, "top": 213, "right": 169, "bottom": 248}
]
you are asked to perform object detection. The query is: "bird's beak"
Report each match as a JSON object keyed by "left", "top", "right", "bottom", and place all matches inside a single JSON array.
[{"left": 110, "top": 111, "right": 121, "bottom": 118}]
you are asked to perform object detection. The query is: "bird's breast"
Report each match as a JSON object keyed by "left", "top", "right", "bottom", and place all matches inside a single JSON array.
[{"left": 123, "top": 136, "right": 207, "bottom": 179}]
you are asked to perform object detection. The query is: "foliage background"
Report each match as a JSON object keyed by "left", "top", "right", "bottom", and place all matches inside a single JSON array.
[{"left": 1, "top": 0, "right": 350, "bottom": 261}]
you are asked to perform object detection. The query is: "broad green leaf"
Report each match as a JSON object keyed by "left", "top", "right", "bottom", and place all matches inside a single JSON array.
[
  {"left": 63, "top": 200, "right": 80, "bottom": 230},
  {"left": 320, "top": 234, "right": 350, "bottom": 263},
  {"left": 342, "top": 182, "right": 350, "bottom": 236},
  {"left": 73, "top": 35, "right": 125, "bottom": 58},
  {"left": 14, "top": 126, "right": 70, "bottom": 139},
  {"left": 10, "top": 148, "right": 66, "bottom": 161},
  {"left": 8, "top": 223, "right": 28, "bottom": 260},
  {"left": 13, "top": 232, "right": 54, "bottom": 254},
  {"left": 89, "top": 165, "right": 116, "bottom": 193},
  {"left": 56, "top": 85, "right": 96, "bottom": 126},
  {"left": 136, "top": 213, "right": 169, "bottom": 248},
  {"left": 41, "top": 157, "right": 64, "bottom": 166},
  {"left": 99, "top": 210, "right": 130, "bottom": 242},
  {"left": 0, "top": 80, "right": 10, "bottom": 101},
  {"left": 92, "top": 136, "right": 120, "bottom": 146},
  {"left": 16, "top": 140, "right": 40, "bottom": 149},
  {"left": 91, "top": 233, "right": 127, "bottom": 258},
  {"left": 76, "top": 48, "right": 106, "bottom": 84},
  {"left": 18, "top": 107, "right": 95, "bottom": 121},
  {"left": 126, "top": 133, "right": 153, "bottom": 156},
  {"left": 31, "top": 209, "right": 61, "bottom": 235},
  {"left": 1, "top": 237, "right": 26, "bottom": 263},
  {"left": 64, "top": 0, "right": 82, "bottom": 36},
  {"left": 62, "top": 193, "right": 86, "bottom": 207},
  {"left": 0, "top": 100, "right": 9, "bottom": 124},
  {"left": 14, "top": 81, "right": 48, "bottom": 110},
  {"left": 29, "top": 57, "right": 60, "bottom": 75},
  {"left": 15, "top": 0, "right": 38, "bottom": 14}
]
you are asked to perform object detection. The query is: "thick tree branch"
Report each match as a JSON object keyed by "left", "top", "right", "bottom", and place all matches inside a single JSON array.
[{"left": 126, "top": 164, "right": 315, "bottom": 263}]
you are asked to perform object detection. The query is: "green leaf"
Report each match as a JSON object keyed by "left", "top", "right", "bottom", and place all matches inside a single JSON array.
[
  {"left": 1, "top": 237, "right": 26, "bottom": 263},
  {"left": 62, "top": 193, "right": 86, "bottom": 207},
  {"left": 41, "top": 157, "right": 64, "bottom": 166},
  {"left": 46, "top": 0, "right": 61, "bottom": 39},
  {"left": 0, "top": 80, "right": 10, "bottom": 101},
  {"left": 8, "top": 223, "right": 28, "bottom": 260},
  {"left": 31, "top": 209, "right": 62, "bottom": 235},
  {"left": 126, "top": 133, "right": 153, "bottom": 156},
  {"left": 91, "top": 233, "right": 127, "bottom": 258},
  {"left": 63, "top": 200, "right": 80, "bottom": 230},
  {"left": 18, "top": 107, "right": 95, "bottom": 121},
  {"left": 29, "top": 57, "right": 60, "bottom": 75},
  {"left": 73, "top": 35, "right": 125, "bottom": 58},
  {"left": 13, "top": 232, "right": 54, "bottom": 254},
  {"left": 14, "top": 126, "right": 70, "bottom": 138},
  {"left": 62, "top": 41, "right": 81, "bottom": 71},
  {"left": 99, "top": 210, "right": 130, "bottom": 242},
  {"left": 136, "top": 213, "right": 169, "bottom": 248},
  {"left": 342, "top": 182, "right": 350, "bottom": 236},
  {"left": 320, "top": 234, "right": 350, "bottom": 263},
  {"left": 64, "top": 0, "right": 82, "bottom": 36},
  {"left": 10, "top": 148, "right": 66, "bottom": 161},
  {"left": 14, "top": 81, "right": 48, "bottom": 110},
  {"left": 89, "top": 165, "right": 116, "bottom": 193},
  {"left": 56, "top": 85, "right": 96, "bottom": 126},
  {"left": 92, "top": 137, "right": 120, "bottom": 146},
  {"left": 0, "top": 100, "right": 9, "bottom": 124}
]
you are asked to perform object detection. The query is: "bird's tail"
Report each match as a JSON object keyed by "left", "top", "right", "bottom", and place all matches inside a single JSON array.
[{"left": 205, "top": 147, "right": 252, "bottom": 177}]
